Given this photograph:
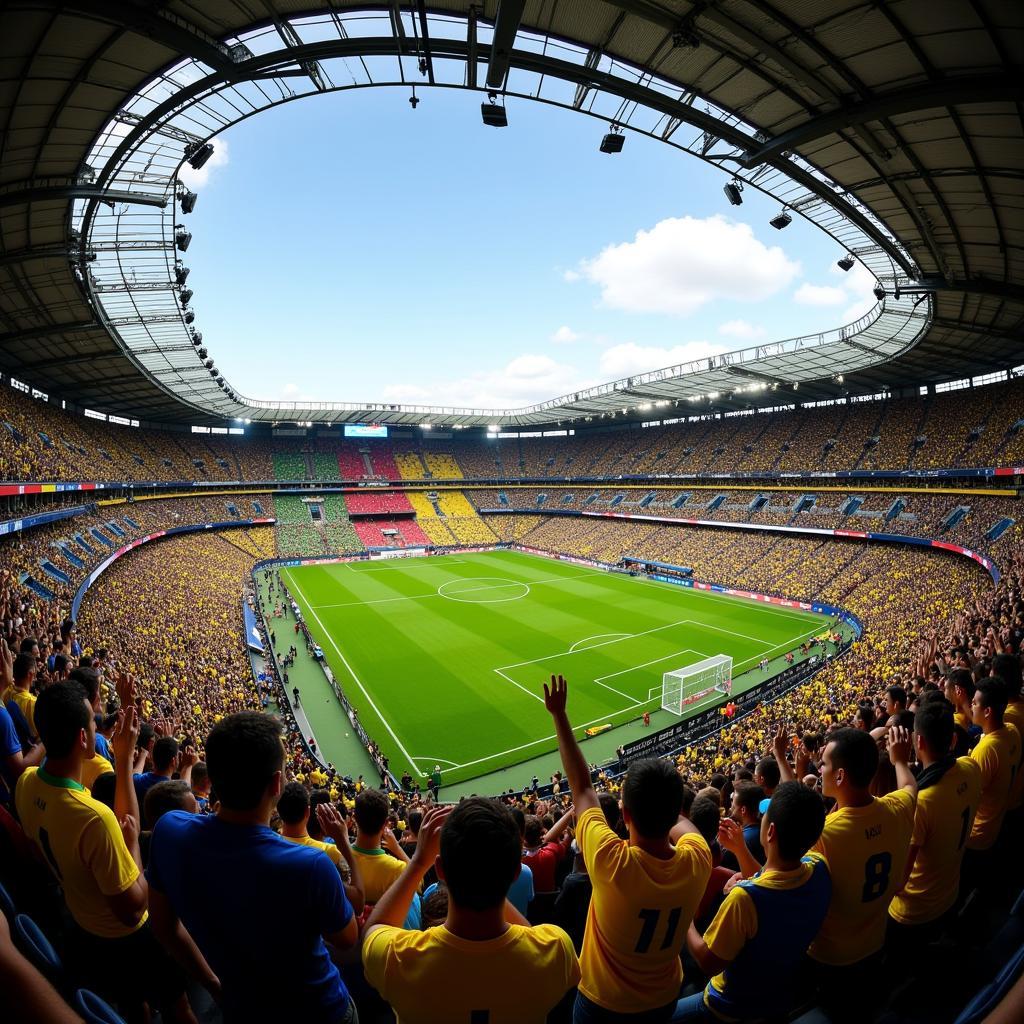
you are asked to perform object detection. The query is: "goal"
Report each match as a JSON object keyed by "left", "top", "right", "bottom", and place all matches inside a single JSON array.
[{"left": 662, "top": 654, "right": 733, "bottom": 716}]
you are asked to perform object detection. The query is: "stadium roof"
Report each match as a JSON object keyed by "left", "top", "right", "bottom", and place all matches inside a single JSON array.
[{"left": 0, "top": 2, "right": 1021, "bottom": 427}]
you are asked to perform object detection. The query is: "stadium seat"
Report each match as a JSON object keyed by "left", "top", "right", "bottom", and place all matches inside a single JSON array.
[
  {"left": 75, "top": 989, "right": 129, "bottom": 1024},
  {"left": 12, "top": 912, "right": 61, "bottom": 978}
]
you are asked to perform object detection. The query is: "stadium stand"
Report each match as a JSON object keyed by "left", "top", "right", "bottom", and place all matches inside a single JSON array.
[{"left": 344, "top": 491, "right": 415, "bottom": 515}]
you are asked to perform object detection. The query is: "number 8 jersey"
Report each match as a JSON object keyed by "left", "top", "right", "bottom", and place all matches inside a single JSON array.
[{"left": 809, "top": 789, "right": 915, "bottom": 966}]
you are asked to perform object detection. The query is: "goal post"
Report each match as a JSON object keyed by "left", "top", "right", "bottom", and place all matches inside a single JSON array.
[{"left": 662, "top": 654, "right": 733, "bottom": 716}]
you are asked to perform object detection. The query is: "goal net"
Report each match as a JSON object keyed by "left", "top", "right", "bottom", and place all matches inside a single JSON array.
[{"left": 662, "top": 654, "right": 733, "bottom": 716}]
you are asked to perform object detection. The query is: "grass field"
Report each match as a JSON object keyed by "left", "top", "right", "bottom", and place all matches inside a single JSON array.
[{"left": 281, "top": 550, "right": 831, "bottom": 786}]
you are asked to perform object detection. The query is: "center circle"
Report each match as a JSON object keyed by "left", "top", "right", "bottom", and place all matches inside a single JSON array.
[{"left": 436, "top": 577, "right": 531, "bottom": 604}]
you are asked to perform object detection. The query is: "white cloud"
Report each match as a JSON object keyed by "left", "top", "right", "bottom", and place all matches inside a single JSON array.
[
  {"left": 574, "top": 215, "right": 800, "bottom": 316},
  {"left": 793, "top": 283, "right": 847, "bottom": 306},
  {"left": 178, "top": 138, "right": 230, "bottom": 189},
  {"left": 562, "top": 269, "right": 581, "bottom": 283},
  {"left": 718, "top": 319, "right": 766, "bottom": 340},
  {"left": 550, "top": 325, "right": 581, "bottom": 344},
  {"left": 381, "top": 353, "right": 586, "bottom": 409},
  {"left": 598, "top": 341, "right": 725, "bottom": 379}
]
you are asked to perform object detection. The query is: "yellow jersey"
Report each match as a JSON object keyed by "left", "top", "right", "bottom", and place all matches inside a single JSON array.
[
  {"left": 889, "top": 758, "right": 981, "bottom": 925},
  {"left": 810, "top": 789, "right": 915, "bottom": 965},
  {"left": 1003, "top": 702, "right": 1024, "bottom": 809},
  {"left": 282, "top": 832, "right": 343, "bottom": 868},
  {"left": 2, "top": 686, "right": 36, "bottom": 736},
  {"left": 968, "top": 723, "right": 1021, "bottom": 849},
  {"left": 576, "top": 806, "right": 712, "bottom": 1013},
  {"left": 363, "top": 923, "right": 579, "bottom": 1023},
  {"left": 15, "top": 766, "right": 144, "bottom": 938},
  {"left": 80, "top": 752, "right": 114, "bottom": 791},
  {"left": 352, "top": 844, "right": 406, "bottom": 902}
]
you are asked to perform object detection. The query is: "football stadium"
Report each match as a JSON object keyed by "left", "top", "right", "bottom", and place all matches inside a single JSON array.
[{"left": 0, "top": 3, "right": 1021, "bottom": 1023}]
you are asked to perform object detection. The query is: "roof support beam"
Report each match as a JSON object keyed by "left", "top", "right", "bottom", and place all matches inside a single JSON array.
[
  {"left": 742, "top": 74, "right": 1023, "bottom": 167},
  {"left": 486, "top": 0, "right": 526, "bottom": 90},
  {"left": 11, "top": 1, "right": 234, "bottom": 72},
  {"left": 0, "top": 184, "right": 167, "bottom": 210},
  {"left": 0, "top": 244, "right": 73, "bottom": 268},
  {"left": 0, "top": 321, "right": 97, "bottom": 346},
  {"left": 415, "top": 0, "right": 435, "bottom": 85},
  {"left": 466, "top": 6, "right": 478, "bottom": 89}
]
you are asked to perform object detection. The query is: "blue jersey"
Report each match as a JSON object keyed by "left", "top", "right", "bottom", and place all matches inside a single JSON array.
[
  {"left": 704, "top": 855, "right": 831, "bottom": 1020},
  {"left": 147, "top": 812, "right": 352, "bottom": 1022}
]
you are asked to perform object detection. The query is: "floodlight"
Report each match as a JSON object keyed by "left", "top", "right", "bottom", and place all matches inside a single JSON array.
[
  {"left": 770, "top": 210, "right": 792, "bottom": 230},
  {"left": 204, "top": 358, "right": 214, "bottom": 369},
  {"left": 197, "top": 347, "right": 208, "bottom": 359},
  {"left": 873, "top": 284, "right": 886, "bottom": 300},
  {"left": 837, "top": 254, "right": 855, "bottom": 272},
  {"left": 723, "top": 180, "right": 743, "bottom": 206},
  {"left": 185, "top": 142, "right": 214, "bottom": 170},
  {"left": 174, "top": 264, "right": 190, "bottom": 285},
  {"left": 175, "top": 227, "right": 192, "bottom": 252},
  {"left": 600, "top": 127, "right": 624, "bottom": 154},
  {"left": 191, "top": 331, "right": 202, "bottom": 345},
  {"left": 180, "top": 288, "right": 193, "bottom": 306},
  {"left": 209, "top": 366, "right": 218, "bottom": 376},
  {"left": 179, "top": 188, "right": 197, "bottom": 214},
  {"left": 215, "top": 376, "right": 224, "bottom": 386},
  {"left": 481, "top": 93, "right": 507, "bottom": 127},
  {"left": 183, "top": 308, "right": 195, "bottom": 324}
]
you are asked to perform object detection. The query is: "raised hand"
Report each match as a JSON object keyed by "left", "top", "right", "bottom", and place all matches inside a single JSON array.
[
  {"left": 772, "top": 723, "right": 789, "bottom": 760},
  {"left": 111, "top": 705, "right": 140, "bottom": 765},
  {"left": 887, "top": 725, "right": 912, "bottom": 766},
  {"left": 180, "top": 744, "right": 198, "bottom": 770},
  {"left": 411, "top": 804, "right": 454, "bottom": 867},
  {"left": 115, "top": 671, "right": 136, "bottom": 712},
  {"left": 316, "top": 802, "right": 351, "bottom": 846},
  {"left": 718, "top": 816, "right": 745, "bottom": 855},
  {"left": 543, "top": 674, "right": 568, "bottom": 716},
  {"left": 119, "top": 813, "right": 139, "bottom": 848},
  {"left": 0, "top": 637, "right": 12, "bottom": 691}
]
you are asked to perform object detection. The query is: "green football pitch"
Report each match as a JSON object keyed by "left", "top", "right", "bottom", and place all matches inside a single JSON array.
[{"left": 281, "top": 550, "right": 831, "bottom": 786}]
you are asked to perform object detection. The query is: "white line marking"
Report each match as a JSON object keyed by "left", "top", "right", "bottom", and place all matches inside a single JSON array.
[
  {"left": 410, "top": 757, "right": 460, "bottom": 766},
  {"left": 347, "top": 558, "right": 468, "bottom": 573},
  {"left": 437, "top": 578, "right": 531, "bottom": 604},
  {"left": 493, "top": 667, "right": 547, "bottom": 704},
  {"left": 684, "top": 618, "right": 777, "bottom": 648},
  {"left": 282, "top": 568, "right": 423, "bottom": 776},
  {"left": 568, "top": 633, "right": 631, "bottom": 652},
  {"left": 594, "top": 649, "right": 705, "bottom": 684}
]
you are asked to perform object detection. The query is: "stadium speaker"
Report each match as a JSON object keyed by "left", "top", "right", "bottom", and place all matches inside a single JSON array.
[
  {"left": 723, "top": 181, "right": 743, "bottom": 206},
  {"left": 175, "top": 228, "right": 192, "bottom": 252},
  {"left": 770, "top": 210, "right": 792, "bottom": 230},
  {"left": 180, "top": 289, "right": 193, "bottom": 306},
  {"left": 215, "top": 376, "right": 224, "bottom": 386},
  {"left": 174, "top": 264, "right": 190, "bottom": 285},
  {"left": 481, "top": 100, "right": 507, "bottom": 127},
  {"left": 197, "top": 347, "right": 208, "bottom": 359},
  {"left": 183, "top": 309, "right": 195, "bottom": 324},
  {"left": 837, "top": 254, "right": 855, "bottom": 272},
  {"left": 209, "top": 366, "right": 218, "bottom": 376},
  {"left": 600, "top": 131, "right": 624, "bottom": 154},
  {"left": 204, "top": 358, "right": 214, "bottom": 369},
  {"left": 180, "top": 189, "right": 198, "bottom": 214},
  {"left": 185, "top": 142, "right": 214, "bottom": 170},
  {"left": 873, "top": 285, "right": 886, "bottom": 300},
  {"left": 191, "top": 331, "right": 202, "bottom": 345}
]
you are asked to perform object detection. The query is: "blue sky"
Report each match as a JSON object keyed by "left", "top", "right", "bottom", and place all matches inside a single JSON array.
[{"left": 180, "top": 87, "right": 875, "bottom": 410}]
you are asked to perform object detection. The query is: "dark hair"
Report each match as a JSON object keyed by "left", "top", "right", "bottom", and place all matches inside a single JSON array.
[
  {"left": 855, "top": 703, "right": 876, "bottom": 730},
  {"left": 91, "top": 771, "right": 117, "bottom": 810},
  {"left": 191, "top": 762, "right": 209, "bottom": 789},
  {"left": 622, "top": 758, "right": 684, "bottom": 839},
  {"left": 754, "top": 757, "right": 780, "bottom": 790},
  {"left": 421, "top": 883, "right": 449, "bottom": 928},
  {"left": 152, "top": 736, "right": 180, "bottom": 773},
  {"left": 947, "top": 669, "right": 975, "bottom": 698},
  {"left": 34, "top": 681, "right": 90, "bottom": 758},
  {"left": 764, "top": 782, "right": 826, "bottom": 861},
  {"left": 137, "top": 721, "right": 155, "bottom": 750},
  {"left": 13, "top": 653, "right": 36, "bottom": 683},
  {"left": 523, "top": 814, "right": 544, "bottom": 846},
  {"left": 992, "top": 654, "right": 1022, "bottom": 702},
  {"left": 144, "top": 780, "right": 194, "bottom": 829},
  {"left": 976, "top": 676, "right": 1009, "bottom": 719},
  {"left": 408, "top": 809, "right": 423, "bottom": 835},
  {"left": 52, "top": 654, "right": 70, "bottom": 676},
  {"left": 510, "top": 807, "right": 526, "bottom": 837},
  {"left": 440, "top": 798, "right": 521, "bottom": 911},
  {"left": 306, "top": 789, "right": 333, "bottom": 838},
  {"left": 19, "top": 637, "right": 38, "bottom": 654},
  {"left": 599, "top": 792, "right": 621, "bottom": 832},
  {"left": 69, "top": 666, "right": 101, "bottom": 704},
  {"left": 689, "top": 796, "right": 721, "bottom": 845},
  {"left": 732, "top": 782, "right": 765, "bottom": 819},
  {"left": 354, "top": 788, "right": 390, "bottom": 834},
  {"left": 204, "top": 712, "right": 284, "bottom": 812},
  {"left": 914, "top": 699, "right": 955, "bottom": 756},
  {"left": 826, "top": 728, "right": 879, "bottom": 789},
  {"left": 277, "top": 781, "right": 311, "bottom": 825},
  {"left": 886, "top": 685, "right": 908, "bottom": 709}
]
